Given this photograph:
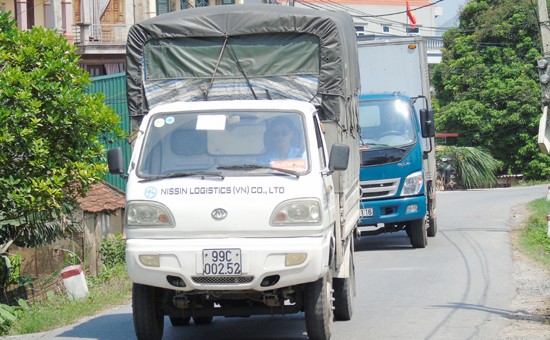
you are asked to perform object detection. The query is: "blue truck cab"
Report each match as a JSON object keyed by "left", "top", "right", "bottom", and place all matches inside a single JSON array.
[{"left": 357, "top": 92, "right": 436, "bottom": 248}]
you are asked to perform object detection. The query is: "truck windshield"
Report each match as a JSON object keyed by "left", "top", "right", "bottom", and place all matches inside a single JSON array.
[
  {"left": 359, "top": 99, "right": 416, "bottom": 149},
  {"left": 136, "top": 110, "right": 309, "bottom": 177}
]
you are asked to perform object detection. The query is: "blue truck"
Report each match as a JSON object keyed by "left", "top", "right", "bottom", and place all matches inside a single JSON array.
[{"left": 356, "top": 38, "right": 437, "bottom": 248}]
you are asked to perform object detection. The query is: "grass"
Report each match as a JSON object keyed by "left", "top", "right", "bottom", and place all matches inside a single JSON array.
[
  {"left": 518, "top": 198, "right": 550, "bottom": 268},
  {"left": 7, "top": 264, "right": 131, "bottom": 335}
]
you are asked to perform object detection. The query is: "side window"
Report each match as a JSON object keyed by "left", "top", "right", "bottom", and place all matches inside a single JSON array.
[{"left": 313, "top": 116, "right": 327, "bottom": 169}]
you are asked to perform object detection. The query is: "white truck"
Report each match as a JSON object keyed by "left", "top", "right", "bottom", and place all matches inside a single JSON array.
[
  {"left": 355, "top": 38, "right": 437, "bottom": 248},
  {"left": 108, "top": 5, "right": 361, "bottom": 340}
]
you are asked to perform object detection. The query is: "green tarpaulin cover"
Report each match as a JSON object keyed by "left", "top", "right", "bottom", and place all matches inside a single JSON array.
[{"left": 126, "top": 4, "right": 360, "bottom": 122}]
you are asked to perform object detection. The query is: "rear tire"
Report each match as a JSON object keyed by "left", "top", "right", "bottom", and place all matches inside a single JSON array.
[
  {"left": 132, "top": 283, "right": 164, "bottom": 340},
  {"left": 333, "top": 244, "right": 355, "bottom": 321},
  {"left": 304, "top": 270, "right": 334, "bottom": 340},
  {"left": 427, "top": 215, "right": 438, "bottom": 237},
  {"left": 409, "top": 218, "right": 427, "bottom": 248}
]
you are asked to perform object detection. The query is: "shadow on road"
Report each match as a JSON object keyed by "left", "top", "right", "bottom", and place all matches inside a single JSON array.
[
  {"left": 354, "top": 231, "right": 415, "bottom": 252},
  {"left": 431, "top": 302, "right": 550, "bottom": 324},
  {"left": 56, "top": 312, "right": 310, "bottom": 340}
]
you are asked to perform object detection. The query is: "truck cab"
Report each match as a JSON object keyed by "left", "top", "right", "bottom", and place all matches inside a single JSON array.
[{"left": 357, "top": 92, "right": 436, "bottom": 248}]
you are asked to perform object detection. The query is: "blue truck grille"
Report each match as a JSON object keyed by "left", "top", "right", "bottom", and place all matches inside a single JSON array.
[{"left": 360, "top": 178, "right": 400, "bottom": 199}]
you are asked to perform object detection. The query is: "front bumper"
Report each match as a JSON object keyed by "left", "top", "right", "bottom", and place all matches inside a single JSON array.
[
  {"left": 359, "top": 195, "right": 427, "bottom": 226},
  {"left": 125, "top": 235, "right": 330, "bottom": 292}
]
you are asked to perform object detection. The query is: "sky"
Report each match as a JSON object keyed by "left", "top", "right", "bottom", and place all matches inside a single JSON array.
[{"left": 436, "top": 0, "right": 467, "bottom": 28}]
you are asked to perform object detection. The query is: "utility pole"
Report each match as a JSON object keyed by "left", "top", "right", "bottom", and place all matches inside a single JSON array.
[{"left": 537, "top": 0, "right": 550, "bottom": 154}]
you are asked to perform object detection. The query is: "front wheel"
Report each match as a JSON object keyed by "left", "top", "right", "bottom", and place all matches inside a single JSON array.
[
  {"left": 304, "top": 270, "right": 334, "bottom": 340},
  {"left": 408, "top": 218, "right": 427, "bottom": 248},
  {"left": 132, "top": 283, "right": 164, "bottom": 340},
  {"left": 427, "top": 215, "right": 438, "bottom": 237}
]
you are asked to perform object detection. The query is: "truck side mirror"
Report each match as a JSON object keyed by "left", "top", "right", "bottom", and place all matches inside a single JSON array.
[
  {"left": 420, "top": 109, "right": 435, "bottom": 138},
  {"left": 107, "top": 147, "right": 125, "bottom": 175},
  {"left": 328, "top": 143, "right": 350, "bottom": 172}
]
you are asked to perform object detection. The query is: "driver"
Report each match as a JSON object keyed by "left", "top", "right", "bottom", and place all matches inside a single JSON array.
[{"left": 259, "top": 117, "right": 303, "bottom": 163}]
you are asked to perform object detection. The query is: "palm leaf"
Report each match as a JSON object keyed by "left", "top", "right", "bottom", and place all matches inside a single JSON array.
[{"left": 436, "top": 145, "right": 501, "bottom": 189}]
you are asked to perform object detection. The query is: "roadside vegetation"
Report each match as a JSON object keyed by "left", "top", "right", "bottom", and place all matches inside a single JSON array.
[
  {"left": 1, "top": 234, "right": 131, "bottom": 335},
  {"left": 519, "top": 198, "right": 550, "bottom": 268},
  {"left": 0, "top": 10, "right": 125, "bottom": 337},
  {"left": 0, "top": 12, "right": 122, "bottom": 250},
  {"left": 432, "top": 0, "right": 550, "bottom": 181},
  {"left": 436, "top": 145, "right": 502, "bottom": 190}
]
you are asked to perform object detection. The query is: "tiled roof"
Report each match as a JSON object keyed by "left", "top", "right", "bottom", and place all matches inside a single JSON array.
[{"left": 77, "top": 182, "right": 126, "bottom": 213}]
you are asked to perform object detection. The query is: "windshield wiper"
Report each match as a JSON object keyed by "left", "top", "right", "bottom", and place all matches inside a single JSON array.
[
  {"left": 217, "top": 164, "right": 300, "bottom": 178},
  {"left": 139, "top": 171, "right": 225, "bottom": 182},
  {"left": 362, "top": 142, "right": 408, "bottom": 152}
]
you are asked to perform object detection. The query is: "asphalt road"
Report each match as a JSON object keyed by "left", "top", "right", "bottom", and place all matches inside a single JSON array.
[{"left": 6, "top": 184, "right": 549, "bottom": 340}]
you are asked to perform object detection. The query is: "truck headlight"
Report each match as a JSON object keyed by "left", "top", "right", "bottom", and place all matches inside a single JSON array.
[
  {"left": 270, "top": 199, "right": 321, "bottom": 226},
  {"left": 400, "top": 171, "right": 423, "bottom": 196},
  {"left": 126, "top": 201, "right": 174, "bottom": 228}
]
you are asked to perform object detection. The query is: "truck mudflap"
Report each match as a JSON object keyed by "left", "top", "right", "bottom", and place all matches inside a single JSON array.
[
  {"left": 125, "top": 235, "right": 331, "bottom": 292},
  {"left": 358, "top": 195, "right": 427, "bottom": 226}
]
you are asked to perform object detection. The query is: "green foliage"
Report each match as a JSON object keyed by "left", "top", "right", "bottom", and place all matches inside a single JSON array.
[
  {"left": 432, "top": 0, "right": 550, "bottom": 181},
  {"left": 99, "top": 234, "right": 126, "bottom": 269},
  {"left": 8, "top": 264, "right": 130, "bottom": 335},
  {"left": 436, "top": 145, "right": 501, "bottom": 189},
  {"left": 0, "top": 11, "right": 123, "bottom": 248},
  {"left": 520, "top": 199, "right": 550, "bottom": 266},
  {"left": 0, "top": 252, "right": 23, "bottom": 288},
  {"left": 0, "top": 299, "right": 28, "bottom": 335}
]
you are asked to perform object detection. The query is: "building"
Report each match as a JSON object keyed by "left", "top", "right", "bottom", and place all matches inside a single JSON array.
[
  {"left": 1, "top": 0, "right": 444, "bottom": 75},
  {"left": 297, "top": 0, "right": 442, "bottom": 38}
]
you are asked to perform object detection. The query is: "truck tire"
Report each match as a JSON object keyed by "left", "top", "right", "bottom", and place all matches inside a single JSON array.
[
  {"left": 169, "top": 316, "right": 190, "bottom": 326},
  {"left": 132, "top": 283, "right": 164, "bottom": 340},
  {"left": 427, "top": 215, "right": 438, "bottom": 237},
  {"left": 304, "top": 270, "right": 333, "bottom": 340},
  {"left": 333, "top": 249, "right": 355, "bottom": 321},
  {"left": 408, "top": 218, "right": 427, "bottom": 248}
]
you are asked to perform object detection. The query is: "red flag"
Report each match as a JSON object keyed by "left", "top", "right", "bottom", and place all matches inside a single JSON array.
[{"left": 406, "top": 0, "right": 417, "bottom": 29}]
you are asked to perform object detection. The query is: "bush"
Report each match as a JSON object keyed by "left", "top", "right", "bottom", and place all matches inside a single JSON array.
[
  {"left": 0, "top": 299, "right": 28, "bottom": 335},
  {"left": 436, "top": 145, "right": 501, "bottom": 189},
  {"left": 99, "top": 234, "right": 125, "bottom": 269}
]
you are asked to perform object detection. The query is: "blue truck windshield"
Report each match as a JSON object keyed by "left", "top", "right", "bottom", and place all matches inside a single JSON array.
[
  {"left": 359, "top": 99, "right": 416, "bottom": 149},
  {"left": 136, "top": 110, "right": 309, "bottom": 177}
]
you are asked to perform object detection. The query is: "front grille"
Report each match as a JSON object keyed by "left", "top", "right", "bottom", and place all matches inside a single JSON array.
[
  {"left": 191, "top": 276, "right": 254, "bottom": 285},
  {"left": 360, "top": 178, "right": 400, "bottom": 200}
]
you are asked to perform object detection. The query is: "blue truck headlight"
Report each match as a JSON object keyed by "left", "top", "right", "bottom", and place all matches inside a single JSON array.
[
  {"left": 126, "top": 201, "right": 175, "bottom": 227},
  {"left": 270, "top": 199, "right": 321, "bottom": 226},
  {"left": 400, "top": 171, "right": 423, "bottom": 196}
]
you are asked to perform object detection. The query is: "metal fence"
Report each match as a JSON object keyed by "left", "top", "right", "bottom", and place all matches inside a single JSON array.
[{"left": 89, "top": 73, "right": 130, "bottom": 192}]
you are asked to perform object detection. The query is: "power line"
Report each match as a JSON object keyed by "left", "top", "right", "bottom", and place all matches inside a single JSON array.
[{"left": 352, "top": 0, "right": 444, "bottom": 18}]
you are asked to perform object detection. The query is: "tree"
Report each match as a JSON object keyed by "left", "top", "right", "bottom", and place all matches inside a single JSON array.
[
  {"left": 0, "top": 12, "right": 122, "bottom": 248},
  {"left": 436, "top": 145, "right": 501, "bottom": 190},
  {"left": 431, "top": 0, "right": 550, "bottom": 180}
]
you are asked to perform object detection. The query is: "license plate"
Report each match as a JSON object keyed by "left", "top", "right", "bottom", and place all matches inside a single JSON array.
[
  {"left": 202, "top": 249, "right": 242, "bottom": 276},
  {"left": 361, "top": 208, "right": 374, "bottom": 217}
]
